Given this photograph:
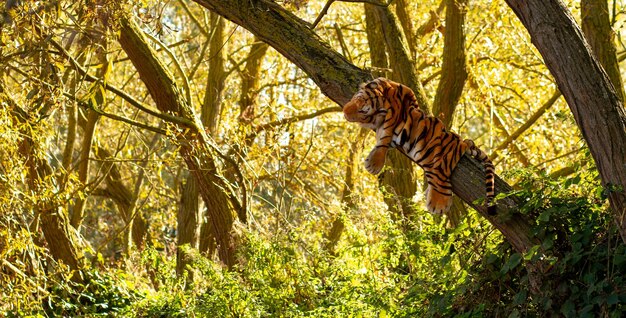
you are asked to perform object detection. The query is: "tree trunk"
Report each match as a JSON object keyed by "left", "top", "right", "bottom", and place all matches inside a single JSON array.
[
  {"left": 70, "top": 3, "right": 109, "bottom": 228},
  {"left": 117, "top": 15, "right": 238, "bottom": 268},
  {"left": 394, "top": 0, "right": 417, "bottom": 58},
  {"left": 364, "top": 4, "right": 389, "bottom": 76},
  {"left": 374, "top": 5, "right": 430, "bottom": 113},
  {"left": 12, "top": 108, "right": 83, "bottom": 277},
  {"left": 197, "top": 12, "right": 227, "bottom": 257},
  {"left": 430, "top": 0, "right": 470, "bottom": 224},
  {"left": 71, "top": 109, "right": 99, "bottom": 228},
  {"left": 239, "top": 38, "right": 269, "bottom": 122},
  {"left": 505, "top": 0, "right": 626, "bottom": 243},
  {"left": 432, "top": 0, "right": 468, "bottom": 128},
  {"left": 364, "top": 4, "right": 419, "bottom": 222},
  {"left": 177, "top": 176, "right": 200, "bottom": 278},
  {"left": 192, "top": 0, "right": 541, "bottom": 254},
  {"left": 581, "top": 0, "right": 625, "bottom": 101}
]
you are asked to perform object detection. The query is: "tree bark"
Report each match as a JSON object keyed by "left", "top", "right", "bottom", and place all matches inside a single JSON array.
[
  {"left": 238, "top": 38, "right": 269, "bottom": 122},
  {"left": 374, "top": 5, "right": 430, "bottom": 113},
  {"left": 505, "top": 0, "right": 626, "bottom": 243},
  {"left": 581, "top": 0, "right": 625, "bottom": 101},
  {"left": 192, "top": 0, "right": 541, "bottom": 254},
  {"left": 394, "top": 0, "right": 417, "bottom": 58},
  {"left": 192, "top": 0, "right": 371, "bottom": 105},
  {"left": 364, "top": 4, "right": 389, "bottom": 77},
  {"left": 117, "top": 15, "right": 238, "bottom": 268},
  {"left": 430, "top": 0, "right": 470, "bottom": 224},
  {"left": 177, "top": 176, "right": 200, "bottom": 278},
  {"left": 71, "top": 109, "right": 99, "bottom": 228},
  {"left": 432, "top": 0, "right": 468, "bottom": 128},
  {"left": 11, "top": 107, "right": 83, "bottom": 277},
  {"left": 197, "top": 12, "right": 228, "bottom": 258},
  {"left": 364, "top": 4, "right": 419, "bottom": 222}
]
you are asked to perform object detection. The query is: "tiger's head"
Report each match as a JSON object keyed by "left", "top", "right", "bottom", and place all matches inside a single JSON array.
[{"left": 343, "top": 78, "right": 394, "bottom": 129}]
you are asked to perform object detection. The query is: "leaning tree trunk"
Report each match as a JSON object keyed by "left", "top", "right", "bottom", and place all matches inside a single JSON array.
[
  {"left": 191, "top": 0, "right": 541, "bottom": 254},
  {"left": 505, "top": 0, "right": 626, "bottom": 243},
  {"left": 117, "top": 14, "right": 239, "bottom": 268}
]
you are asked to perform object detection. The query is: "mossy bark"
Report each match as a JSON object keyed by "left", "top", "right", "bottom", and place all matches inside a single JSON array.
[
  {"left": 432, "top": 0, "right": 468, "bottom": 128},
  {"left": 192, "top": 0, "right": 371, "bottom": 105},
  {"left": 581, "top": 0, "right": 625, "bottom": 101}
]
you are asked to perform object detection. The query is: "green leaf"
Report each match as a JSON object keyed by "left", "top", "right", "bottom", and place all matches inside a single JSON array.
[
  {"left": 606, "top": 294, "right": 619, "bottom": 305},
  {"left": 501, "top": 253, "right": 522, "bottom": 274}
]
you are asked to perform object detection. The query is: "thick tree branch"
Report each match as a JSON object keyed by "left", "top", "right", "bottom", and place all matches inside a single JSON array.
[
  {"left": 192, "top": 0, "right": 541, "bottom": 254},
  {"left": 193, "top": 0, "right": 371, "bottom": 105}
]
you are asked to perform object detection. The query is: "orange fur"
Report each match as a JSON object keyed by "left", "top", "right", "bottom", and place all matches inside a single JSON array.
[{"left": 343, "top": 78, "right": 496, "bottom": 214}]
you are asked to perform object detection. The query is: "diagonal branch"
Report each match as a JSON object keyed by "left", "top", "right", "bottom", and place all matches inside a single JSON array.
[
  {"left": 491, "top": 90, "right": 561, "bottom": 160},
  {"left": 311, "top": 0, "right": 395, "bottom": 29},
  {"left": 192, "top": 0, "right": 541, "bottom": 255}
]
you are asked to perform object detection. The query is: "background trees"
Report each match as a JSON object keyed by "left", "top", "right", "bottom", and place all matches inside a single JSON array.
[{"left": 1, "top": 0, "right": 625, "bottom": 316}]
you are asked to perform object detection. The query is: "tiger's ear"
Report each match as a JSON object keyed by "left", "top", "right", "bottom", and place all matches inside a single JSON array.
[{"left": 365, "top": 80, "right": 379, "bottom": 90}]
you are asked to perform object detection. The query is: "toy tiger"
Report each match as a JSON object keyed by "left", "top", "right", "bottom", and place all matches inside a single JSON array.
[{"left": 343, "top": 77, "right": 495, "bottom": 215}]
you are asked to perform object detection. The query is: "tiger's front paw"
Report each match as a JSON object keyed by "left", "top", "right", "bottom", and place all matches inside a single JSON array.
[{"left": 365, "top": 147, "right": 387, "bottom": 175}]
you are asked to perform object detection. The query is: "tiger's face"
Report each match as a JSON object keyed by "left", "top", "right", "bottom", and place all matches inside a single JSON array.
[{"left": 343, "top": 80, "right": 387, "bottom": 129}]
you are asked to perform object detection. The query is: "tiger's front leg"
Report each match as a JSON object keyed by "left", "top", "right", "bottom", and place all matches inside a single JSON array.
[
  {"left": 365, "top": 145, "right": 388, "bottom": 175},
  {"left": 364, "top": 125, "right": 393, "bottom": 175}
]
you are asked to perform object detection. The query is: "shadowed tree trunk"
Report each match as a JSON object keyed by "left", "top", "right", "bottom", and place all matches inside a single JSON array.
[
  {"left": 9, "top": 105, "right": 83, "bottom": 277},
  {"left": 198, "top": 12, "right": 227, "bottom": 257},
  {"left": 505, "top": 0, "right": 626, "bottom": 243},
  {"left": 239, "top": 38, "right": 269, "bottom": 123},
  {"left": 581, "top": 0, "right": 625, "bottom": 101},
  {"left": 394, "top": 0, "right": 417, "bottom": 58},
  {"left": 71, "top": 109, "right": 99, "bottom": 228},
  {"left": 374, "top": 5, "right": 430, "bottom": 113},
  {"left": 93, "top": 146, "right": 150, "bottom": 251},
  {"left": 117, "top": 14, "right": 239, "bottom": 268},
  {"left": 369, "top": 4, "right": 422, "bottom": 222},
  {"left": 432, "top": 0, "right": 469, "bottom": 226},
  {"left": 324, "top": 129, "right": 366, "bottom": 253},
  {"left": 70, "top": 0, "right": 109, "bottom": 229},
  {"left": 177, "top": 175, "right": 200, "bottom": 277},
  {"left": 191, "top": 0, "right": 541, "bottom": 255},
  {"left": 433, "top": 0, "right": 468, "bottom": 128}
]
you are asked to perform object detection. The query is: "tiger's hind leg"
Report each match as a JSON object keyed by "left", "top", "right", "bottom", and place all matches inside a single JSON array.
[{"left": 424, "top": 174, "right": 454, "bottom": 215}]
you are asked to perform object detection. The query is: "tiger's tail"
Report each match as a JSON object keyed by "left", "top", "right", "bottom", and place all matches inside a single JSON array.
[{"left": 464, "top": 139, "right": 496, "bottom": 214}]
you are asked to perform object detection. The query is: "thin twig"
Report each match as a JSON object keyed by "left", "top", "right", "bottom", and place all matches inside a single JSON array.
[
  {"left": 46, "top": 37, "right": 196, "bottom": 127},
  {"left": 310, "top": 0, "right": 392, "bottom": 29},
  {"left": 252, "top": 106, "right": 341, "bottom": 134},
  {"left": 491, "top": 90, "right": 561, "bottom": 159}
]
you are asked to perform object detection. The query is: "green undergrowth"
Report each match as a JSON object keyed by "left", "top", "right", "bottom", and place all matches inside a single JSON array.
[{"left": 4, "top": 166, "right": 625, "bottom": 317}]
